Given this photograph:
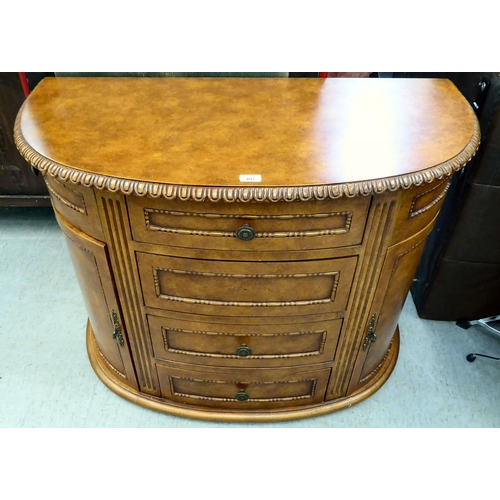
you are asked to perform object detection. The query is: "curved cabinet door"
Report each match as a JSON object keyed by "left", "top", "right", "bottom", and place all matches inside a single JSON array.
[
  {"left": 347, "top": 217, "right": 437, "bottom": 394},
  {"left": 55, "top": 210, "right": 138, "bottom": 390}
]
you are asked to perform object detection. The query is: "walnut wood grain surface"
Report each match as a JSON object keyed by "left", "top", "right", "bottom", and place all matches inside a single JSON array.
[{"left": 15, "top": 78, "right": 479, "bottom": 201}]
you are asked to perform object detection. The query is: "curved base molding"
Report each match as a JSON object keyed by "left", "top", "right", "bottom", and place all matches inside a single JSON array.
[{"left": 87, "top": 321, "right": 400, "bottom": 422}]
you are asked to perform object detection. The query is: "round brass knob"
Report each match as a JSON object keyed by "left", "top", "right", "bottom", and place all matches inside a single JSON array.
[
  {"left": 235, "top": 224, "right": 256, "bottom": 241},
  {"left": 236, "top": 344, "right": 252, "bottom": 357},
  {"left": 235, "top": 390, "right": 249, "bottom": 402}
]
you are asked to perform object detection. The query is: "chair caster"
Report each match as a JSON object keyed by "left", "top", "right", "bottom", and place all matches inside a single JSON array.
[{"left": 466, "top": 354, "right": 476, "bottom": 362}]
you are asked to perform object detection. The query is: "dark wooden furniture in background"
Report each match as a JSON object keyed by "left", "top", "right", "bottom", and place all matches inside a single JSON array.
[
  {"left": 395, "top": 73, "right": 500, "bottom": 322},
  {"left": 15, "top": 77, "right": 478, "bottom": 421},
  {"left": 0, "top": 73, "right": 50, "bottom": 206}
]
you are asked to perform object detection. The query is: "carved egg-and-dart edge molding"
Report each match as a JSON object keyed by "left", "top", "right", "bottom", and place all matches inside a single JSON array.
[{"left": 14, "top": 100, "right": 481, "bottom": 203}]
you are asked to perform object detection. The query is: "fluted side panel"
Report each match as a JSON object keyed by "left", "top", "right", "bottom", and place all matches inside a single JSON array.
[
  {"left": 100, "top": 196, "right": 159, "bottom": 395},
  {"left": 326, "top": 200, "right": 395, "bottom": 399}
]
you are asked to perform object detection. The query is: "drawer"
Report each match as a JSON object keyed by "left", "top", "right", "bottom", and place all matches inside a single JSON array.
[
  {"left": 147, "top": 314, "right": 342, "bottom": 367},
  {"left": 127, "top": 196, "right": 370, "bottom": 252},
  {"left": 156, "top": 363, "right": 331, "bottom": 409},
  {"left": 137, "top": 252, "right": 357, "bottom": 317},
  {"left": 391, "top": 177, "right": 451, "bottom": 245},
  {"left": 44, "top": 176, "right": 104, "bottom": 240}
]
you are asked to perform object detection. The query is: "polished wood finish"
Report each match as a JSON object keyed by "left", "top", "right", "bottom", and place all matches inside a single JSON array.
[
  {"left": 146, "top": 313, "right": 342, "bottom": 368},
  {"left": 15, "top": 78, "right": 479, "bottom": 421},
  {"left": 46, "top": 175, "right": 104, "bottom": 240},
  {"left": 54, "top": 211, "right": 137, "bottom": 389},
  {"left": 86, "top": 321, "right": 400, "bottom": 422},
  {"left": 156, "top": 363, "right": 332, "bottom": 410},
  {"left": 16, "top": 77, "right": 479, "bottom": 201},
  {"left": 127, "top": 195, "right": 371, "bottom": 253},
  {"left": 136, "top": 252, "right": 357, "bottom": 316}
]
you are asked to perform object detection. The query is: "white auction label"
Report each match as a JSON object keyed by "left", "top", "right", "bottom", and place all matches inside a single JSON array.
[{"left": 239, "top": 174, "right": 262, "bottom": 182}]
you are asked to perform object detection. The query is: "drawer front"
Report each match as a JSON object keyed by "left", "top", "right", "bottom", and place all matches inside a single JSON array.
[
  {"left": 391, "top": 178, "right": 451, "bottom": 245},
  {"left": 45, "top": 176, "right": 104, "bottom": 240},
  {"left": 157, "top": 364, "right": 331, "bottom": 409},
  {"left": 128, "top": 196, "right": 370, "bottom": 252},
  {"left": 148, "top": 314, "right": 342, "bottom": 367},
  {"left": 137, "top": 252, "right": 357, "bottom": 316}
]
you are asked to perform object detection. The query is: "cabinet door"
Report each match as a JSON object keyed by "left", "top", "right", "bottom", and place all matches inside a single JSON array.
[
  {"left": 55, "top": 211, "right": 138, "bottom": 389},
  {"left": 347, "top": 218, "right": 436, "bottom": 394}
]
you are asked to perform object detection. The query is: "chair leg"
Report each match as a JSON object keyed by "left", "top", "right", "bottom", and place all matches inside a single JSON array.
[
  {"left": 457, "top": 315, "right": 500, "bottom": 337},
  {"left": 466, "top": 353, "right": 500, "bottom": 362},
  {"left": 459, "top": 316, "right": 500, "bottom": 362}
]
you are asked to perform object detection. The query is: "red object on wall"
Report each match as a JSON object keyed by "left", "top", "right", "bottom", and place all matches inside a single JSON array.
[
  {"left": 18, "top": 72, "right": 30, "bottom": 97},
  {"left": 319, "top": 72, "right": 328, "bottom": 78}
]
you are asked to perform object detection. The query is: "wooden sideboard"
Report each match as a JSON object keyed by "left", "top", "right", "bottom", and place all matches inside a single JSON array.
[{"left": 14, "top": 77, "right": 479, "bottom": 421}]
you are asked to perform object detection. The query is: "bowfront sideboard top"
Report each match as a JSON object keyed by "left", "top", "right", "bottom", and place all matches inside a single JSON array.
[
  {"left": 14, "top": 78, "right": 480, "bottom": 421},
  {"left": 16, "top": 77, "right": 479, "bottom": 201}
]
